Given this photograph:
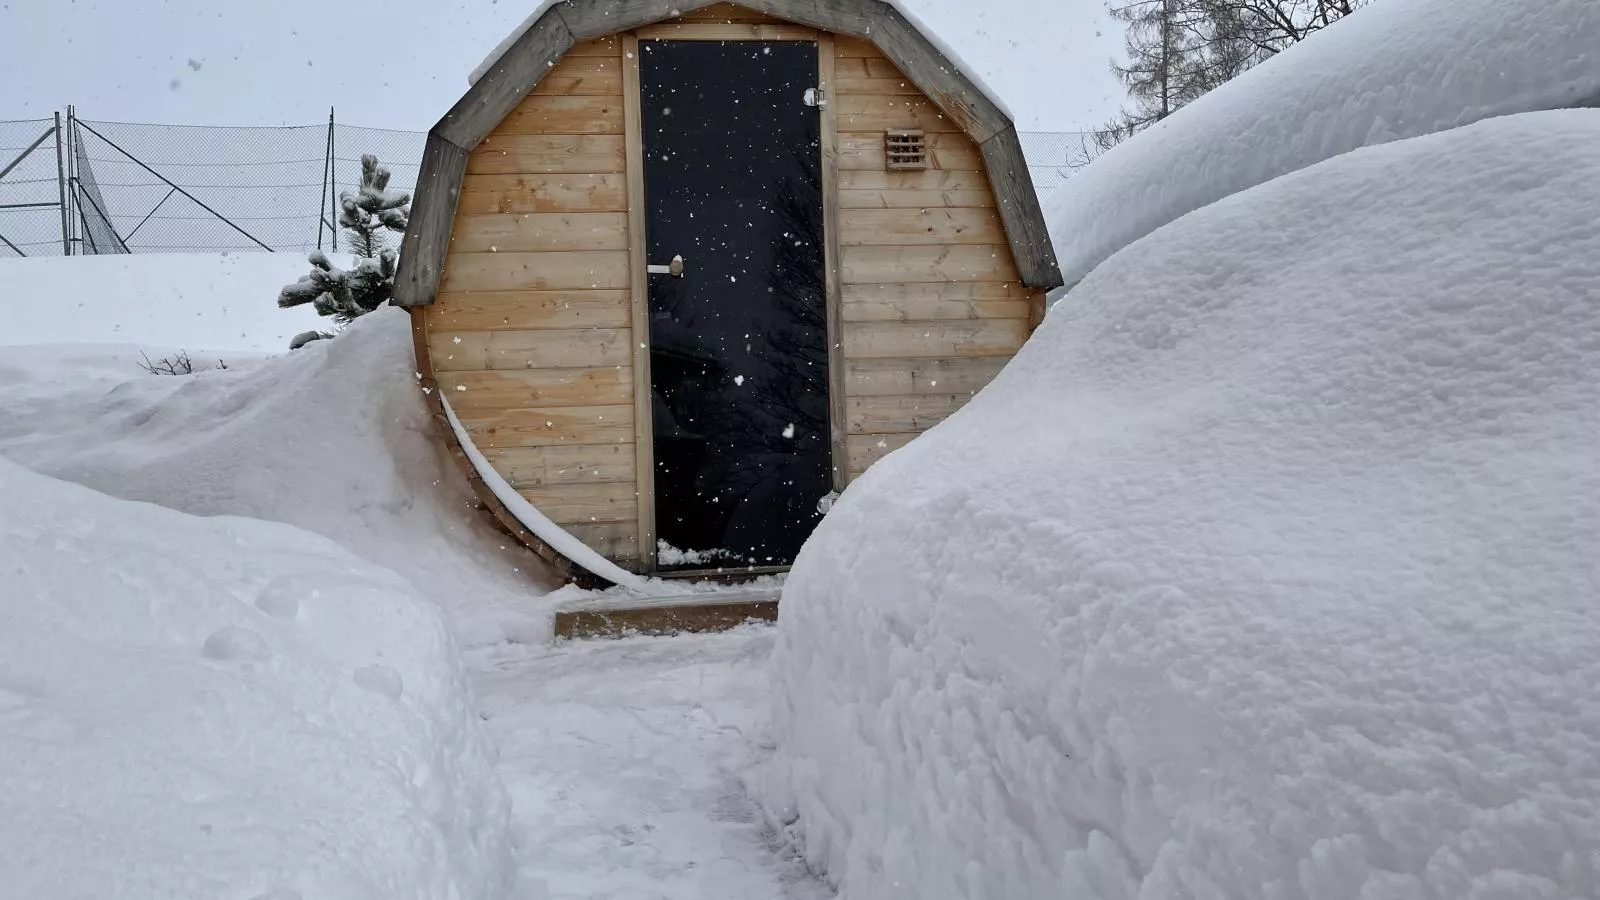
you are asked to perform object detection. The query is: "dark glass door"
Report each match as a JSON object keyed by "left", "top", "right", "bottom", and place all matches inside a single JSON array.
[{"left": 640, "top": 40, "right": 831, "bottom": 571}]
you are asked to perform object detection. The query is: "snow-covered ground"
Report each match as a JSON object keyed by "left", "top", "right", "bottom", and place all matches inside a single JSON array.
[
  {"left": 0, "top": 254, "right": 819, "bottom": 898},
  {"left": 768, "top": 109, "right": 1600, "bottom": 899}
]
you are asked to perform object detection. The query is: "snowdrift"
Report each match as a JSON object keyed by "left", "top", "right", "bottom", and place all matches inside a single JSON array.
[
  {"left": 767, "top": 110, "right": 1600, "bottom": 899},
  {"left": 0, "top": 458, "right": 514, "bottom": 898},
  {"left": 0, "top": 252, "right": 327, "bottom": 352},
  {"left": 1046, "top": 0, "right": 1600, "bottom": 289},
  {"left": 0, "top": 310, "right": 562, "bottom": 645}
]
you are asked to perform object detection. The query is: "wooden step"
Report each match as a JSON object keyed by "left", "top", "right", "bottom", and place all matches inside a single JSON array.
[{"left": 553, "top": 589, "right": 780, "bottom": 639}]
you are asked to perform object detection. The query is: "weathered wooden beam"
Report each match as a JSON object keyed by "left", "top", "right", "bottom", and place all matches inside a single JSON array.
[
  {"left": 979, "top": 125, "right": 1064, "bottom": 290},
  {"left": 554, "top": 595, "right": 780, "bottom": 639},
  {"left": 552, "top": 0, "right": 719, "bottom": 41},
  {"left": 436, "top": 13, "right": 576, "bottom": 150},
  {"left": 866, "top": 3, "right": 1010, "bottom": 144},
  {"left": 739, "top": 0, "right": 877, "bottom": 34},
  {"left": 393, "top": 133, "right": 469, "bottom": 308}
]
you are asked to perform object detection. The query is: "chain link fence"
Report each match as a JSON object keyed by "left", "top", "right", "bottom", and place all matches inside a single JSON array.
[{"left": 1, "top": 110, "right": 1091, "bottom": 259}]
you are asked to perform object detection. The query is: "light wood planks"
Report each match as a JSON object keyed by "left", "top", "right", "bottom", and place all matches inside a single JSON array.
[
  {"left": 490, "top": 95, "right": 624, "bottom": 136},
  {"left": 843, "top": 319, "right": 1029, "bottom": 360},
  {"left": 818, "top": 33, "right": 848, "bottom": 492},
  {"left": 430, "top": 328, "right": 632, "bottom": 371},
  {"left": 847, "top": 393, "right": 973, "bottom": 434},
  {"left": 842, "top": 282, "right": 1032, "bottom": 322},
  {"left": 530, "top": 56, "right": 625, "bottom": 96},
  {"left": 622, "top": 31, "right": 657, "bottom": 573},
  {"left": 466, "top": 134, "right": 627, "bottom": 175},
  {"left": 459, "top": 405, "right": 634, "bottom": 449},
  {"left": 439, "top": 368, "right": 632, "bottom": 410},
  {"left": 429, "top": 290, "right": 631, "bottom": 331},
  {"left": 837, "top": 133, "right": 983, "bottom": 171},
  {"left": 438, "top": 250, "right": 631, "bottom": 293},
  {"left": 457, "top": 174, "right": 629, "bottom": 214},
  {"left": 521, "top": 481, "right": 639, "bottom": 524},
  {"left": 846, "top": 431, "right": 917, "bottom": 474},
  {"left": 484, "top": 444, "right": 637, "bottom": 486},
  {"left": 564, "top": 522, "right": 640, "bottom": 561},
  {"left": 840, "top": 245, "right": 1020, "bottom": 284},
  {"left": 833, "top": 93, "right": 959, "bottom": 133},
  {"left": 846, "top": 356, "right": 1010, "bottom": 396},
  {"left": 839, "top": 207, "right": 1004, "bottom": 246}
]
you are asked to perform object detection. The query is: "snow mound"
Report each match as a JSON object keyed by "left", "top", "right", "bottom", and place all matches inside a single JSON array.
[
  {"left": 766, "top": 110, "right": 1600, "bottom": 899},
  {"left": 1046, "top": 0, "right": 1600, "bottom": 289},
  {"left": 0, "top": 252, "right": 328, "bottom": 352},
  {"left": 0, "top": 309, "right": 562, "bottom": 646},
  {"left": 0, "top": 458, "right": 514, "bottom": 898}
]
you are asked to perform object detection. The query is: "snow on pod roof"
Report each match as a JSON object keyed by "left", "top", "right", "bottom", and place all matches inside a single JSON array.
[
  {"left": 467, "top": 0, "right": 1015, "bottom": 121},
  {"left": 1045, "top": 0, "right": 1600, "bottom": 290}
]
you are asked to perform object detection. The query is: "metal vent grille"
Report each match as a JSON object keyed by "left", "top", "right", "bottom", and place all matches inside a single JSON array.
[{"left": 885, "top": 129, "right": 927, "bottom": 170}]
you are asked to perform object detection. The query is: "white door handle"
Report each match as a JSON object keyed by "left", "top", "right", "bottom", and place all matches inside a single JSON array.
[{"left": 647, "top": 254, "right": 685, "bottom": 277}]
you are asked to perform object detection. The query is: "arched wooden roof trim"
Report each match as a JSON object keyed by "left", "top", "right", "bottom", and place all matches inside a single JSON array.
[{"left": 393, "top": 0, "right": 1063, "bottom": 307}]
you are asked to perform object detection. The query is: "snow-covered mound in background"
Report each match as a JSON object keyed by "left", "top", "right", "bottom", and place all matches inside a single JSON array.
[
  {"left": 766, "top": 110, "right": 1600, "bottom": 899},
  {"left": 0, "top": 458, "right": 514, "bottom": 898},
  {"left": 0, "top": 310, "right": 560, "bottom": 646},
  {"left": 0, "top": 252, "right": 327, "bottom": 352},
  {"left": 1046, "top": 0, "right": 1600, "bottom": 289}
]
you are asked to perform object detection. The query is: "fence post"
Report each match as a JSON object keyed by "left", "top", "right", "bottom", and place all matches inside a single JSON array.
[
  {"left": 54, "top": 111, "right": 70, "bottom": 255},
  {"left": 329, "top": 107, "right": 338, "bottom": 253}
]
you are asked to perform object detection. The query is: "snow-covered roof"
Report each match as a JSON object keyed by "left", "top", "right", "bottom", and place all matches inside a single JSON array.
[
  {"left": 1046, "top": 0, "right": 1600, "bottom": 290},
  {"left": 467, "top": 0, "right": 1015, "bottom": 120}
]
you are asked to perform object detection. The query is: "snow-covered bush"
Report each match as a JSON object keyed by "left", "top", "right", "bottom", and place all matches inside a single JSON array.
[
  {"left": 279, "top": 154, "right": 410, "bottom": 335},
  {"left": 765, "top": 110, "right": 1600, "bottom": 898},
  {"left": 1047, "top": 0, "right": 1600, "bottom": 290},
  {"left": 0, "top": 457, "right": 515, "bottom": 898}
]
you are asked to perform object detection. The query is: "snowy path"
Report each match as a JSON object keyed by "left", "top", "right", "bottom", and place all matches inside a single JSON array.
[{"left": 470, "top": 626, "right": 829, "bottom": 900}]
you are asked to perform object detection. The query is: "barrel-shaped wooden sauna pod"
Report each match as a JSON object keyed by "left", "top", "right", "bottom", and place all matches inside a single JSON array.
[{"left": 395, "top": 0, "right": 1062, "bottom": 582}]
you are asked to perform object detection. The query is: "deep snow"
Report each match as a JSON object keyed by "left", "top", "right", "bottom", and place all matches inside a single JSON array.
[
  {"left": 767, "top": 110, "right": 1600, "bottom": 899},
  {"left": 1045, "top": 0, "right": 1600, "bottom": 289},
  {"left": 0, "top": 457, "right": 514, "bottom": 898}
]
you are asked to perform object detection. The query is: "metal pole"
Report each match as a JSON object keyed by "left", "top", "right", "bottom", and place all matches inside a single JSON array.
[
  {"left": 73, "top": 118, "right": 275, "bottom": 252},
  {"left": 318, "top": 108, "right": 333, "bottom": 250},
  {"left": 329, "top": 107, "right": 338, "bottom": 253},
  {"left": 55, "top": 111, "right": 70, "bottom": 255},
  {"left": 65, "top": 106, "right": 79, "bottom": 254},
  {"left": 0, "top": 231, "right": 26, "bottom": 257},
  {"left": 0, "top": 126, "right": 54, "bottom": 181}
]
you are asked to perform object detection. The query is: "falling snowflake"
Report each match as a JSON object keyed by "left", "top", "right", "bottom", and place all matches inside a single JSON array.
[
  {"left": 734, "top": 375, "right": 745, "bottom": 386},
  {"left": 782, "top": 423, "right": 796, "bottom": 439}
]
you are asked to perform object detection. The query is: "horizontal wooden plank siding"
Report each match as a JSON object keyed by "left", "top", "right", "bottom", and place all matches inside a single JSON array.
[
  {"left": 430, "top": 328, "right": 632, "bottom": 371},
  {"left": 439, "top": 368, "right": 632, "bottom": 410},
  {"left": 466, "top": 134, "right": 627, "bottom": 174},
  {"left": 490, "top": 95, "right": 625, "bottom": 135},
  {"left": 438, "top": 250, "right": 632, "bottom": 292},
  {"left": 831, "top": 35, "right": 1029, "bottom": 484},
  {"left": 564, "top": 522, "right": 640, "bottom": 561},
  {"left": 520, "top": 481, "right": 639, "bottom": 524},
  {"left": 459, "top": 405, "right": 635, "bottom": 449},
  {"left": 484, "top": 444, "right": 637, "bottom": 487},
  {"left": 457, "top": 173, "right": 628, "bottom": 214},
  {"left": 429, "top": 290, "right": 631, "bottom": 331}
]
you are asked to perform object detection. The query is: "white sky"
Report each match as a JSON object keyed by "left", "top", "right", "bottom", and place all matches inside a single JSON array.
[{"left": 0, "top": 0, "right": 1123, "bottom": 133}]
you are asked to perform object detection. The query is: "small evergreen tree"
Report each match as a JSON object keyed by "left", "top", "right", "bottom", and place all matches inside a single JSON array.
[{"left": 278, "top": 154, "right": 411, "bottom": 335}]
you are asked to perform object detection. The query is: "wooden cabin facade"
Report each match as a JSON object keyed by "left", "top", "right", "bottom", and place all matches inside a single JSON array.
[{"left": 395, "top": 0, "right": 1063, "bottom": 583}]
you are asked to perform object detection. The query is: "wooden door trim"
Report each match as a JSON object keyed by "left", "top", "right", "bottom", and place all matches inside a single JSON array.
[
  {"left": 816, "top": 33, "right": 848, "bottom": 492},
  {"left": 622, "top": 31, "right": 657, "bottom": 575},
  {"left": 633, "top": 22, "right": 820, "bottom": 40}
]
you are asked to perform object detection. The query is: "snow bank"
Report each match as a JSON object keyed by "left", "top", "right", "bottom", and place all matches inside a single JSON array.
[
  {"left": 766, "top": 110, "right": 1600, "bottom": 899},
  {"left": 1046, "top": 0, "right": 1600, "bottom": 289},
  {"left": 0, "top": 310, "right": 563, "bottom": 646},
  {"left": 0, "top": 252, "right": 328, "bottom": 352},
  {"left": 0, "top": 457, "right": 514, "bottom": 898}
]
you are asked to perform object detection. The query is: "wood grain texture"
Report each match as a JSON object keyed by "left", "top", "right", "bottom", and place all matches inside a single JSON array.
[
  {"left": 635, "top": 22, "right": 818, "bottom": 39},
  {"left": 738, "top": 0, "right": 876, "bottom": 33},
  {"left": 484, "top": 444, "right": 637, "bottom": 486},
  {"left": 818, "top": 34, "right": 848, "bottom": 492},
  {"left": 833, "top": 93, "right": 960, "bottom": 133},
  {"left": 846, "top": 356, "right": 1010, "bottom": 396},
  {"left": 839, "top": 244, "right": 1020, "bottom": 284},
  {"left": 438, "top": 250, "right": 631, "bottom": 293},
  {"left": 430, "top": 327, "right": 632, "bottom": 371},
  {"left": 393, "top": 133, "right": 469, "bottom": 307},
  {"left": 460, "top": 404, "right": 635, "bottom": 448},
  {"left": 489, "top": 95, "right": 625, "bottom": 136},
  {"left": 838, "top": 188, "right": 994, "bottom": 209},
  {"left": 842, "top": 319, "right": 1029, "bottom": 359},
  {"left": 529, "top": 55, "right": 625, "bottom": 96},
  {"left": 838, "top": 207, "right": 1005, "bottom": 246},
  {"left": 563, "top": 521, "right": 640, "bottom": 561},
  {"left": 457, "top": 174, "right": 629, "bottom": 214},
  {"left": 979, "top": 125, "right": 1065, "bottom": 290},
  {"left": 521, "top": 481, "right": 639, "bottom": 524},
  {"left": 865, "top": 3, "right": 1008, "bottom": 142},
  {"left": 449, "top": 212, "right": 630, "bottom": 253},
  {"left": 670, "top": 2, "right": 784, "bottom": 23},
  {"left": 847, "top": 393, "right": 973, "bottom": 433},
  {"left": 837, "top": 133, "right": 983, "bottom": 171},
  {"left": 438, "top": 368, "right": 633, "bottom": 410},
  {"left": 623, "top": 31, "right": 657, "bottom": 572},
  {"left": 436, "top": 14, "right": 576, "bottom": 150},
  {"left": 553, "top": 0, "right": 711, "bottom": 39},
  {"left": 842, "top": 291, "right": 1029, "bottom": 322},
  {"left": 466, "top": 134, "right": 626, "bottom": 175},
  {"left": 429, "top": 290, "right": 631, "bottom": 331},
  {"left": 846, "top": 431, "right": 916, "bottom": 473},
  {"left": 564, "top": 35, "right": 623, "bottom": 56}
]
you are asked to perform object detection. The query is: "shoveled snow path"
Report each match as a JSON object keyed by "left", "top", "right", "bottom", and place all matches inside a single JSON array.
[{"left": 470, "top": 627, "right": 830, "bottom": 900}]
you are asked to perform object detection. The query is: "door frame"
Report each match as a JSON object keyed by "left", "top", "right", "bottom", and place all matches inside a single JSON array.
[{"left": 622, "top": 27, "right": 845, "bottom": 576}]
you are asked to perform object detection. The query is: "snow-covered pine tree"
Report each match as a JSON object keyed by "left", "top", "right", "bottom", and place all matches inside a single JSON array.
[{"left": 278, "top": 154, "right": 411, "bottom": 334}]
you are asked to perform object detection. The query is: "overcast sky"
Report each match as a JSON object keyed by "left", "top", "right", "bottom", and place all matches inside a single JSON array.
[{"left": 1, "top": 0, "right": 1124, "bottom": 133}]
